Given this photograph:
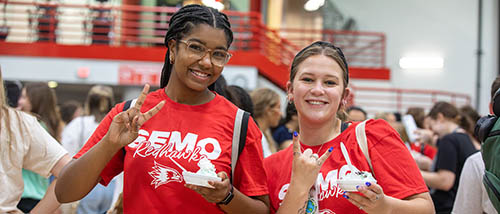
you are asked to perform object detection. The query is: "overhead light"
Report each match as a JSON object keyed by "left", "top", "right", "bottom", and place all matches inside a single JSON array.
[
  {"left": 304, "top": 0, "right": 325, "bottom": 11},
  {"left": 399, "top": 56, "right": 444, "bottom": 69},
  {"left": 201, "top": 0, "right": 224, "bottom": 11}
]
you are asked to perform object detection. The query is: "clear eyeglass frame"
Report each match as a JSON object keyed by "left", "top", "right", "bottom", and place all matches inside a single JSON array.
[{"left": 178, "top": 40, "right": 232, "bottom": 67}]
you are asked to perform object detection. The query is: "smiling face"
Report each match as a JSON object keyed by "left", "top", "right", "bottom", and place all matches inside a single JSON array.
[
  {"left": 288, "top": 55, "right": 349, "bottom": 124},
  {"left": 168, "top": 24, "right": 228, "bottom": 93}
]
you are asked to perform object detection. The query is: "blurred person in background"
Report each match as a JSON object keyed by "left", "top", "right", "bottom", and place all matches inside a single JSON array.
[
  {"left": 406, "top": 107, "right": 437, "bottom": 171},
  {"left": 420, "top": 101, "right": 478, "bottom": 214},
  {"left": 59, "top": 100, "right": 82, "bottom": 125},
  {"left": 251, "top": 88, "right": 282, "bottom": 157},
  {"left": 407, "top": 107, "right": 426, "bottom": 129},
  {"left": 16, "top": 82, "right": 65, "bottom": 213},
  {"left": 61, "top": 85, "right": 116, "bottom": 214},
  {"left": 0, "top": 69, "right": 70, "bottom": 213},
  {"left": 459, "top": 105, "right": 481, "bottom": 150},
  {"left": 4, "top": 80, "right": 22, "bottom": 108},
  {"left": 272, "top": 102, "right": 298, "bottom": 150},
  {"left": 451, "top": 77, "right": 500, "bottom": 214},
  {"left": 346, "top": 105, "right": 367, "bottom": 122}
]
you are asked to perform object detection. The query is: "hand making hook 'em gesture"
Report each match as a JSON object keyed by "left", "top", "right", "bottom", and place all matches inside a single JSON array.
[
  {"left": 290, "top": 131, "right": 333, "bottom": 191},
  {"left": 104, "top": 84, "right": 165, "bottom": 148}
]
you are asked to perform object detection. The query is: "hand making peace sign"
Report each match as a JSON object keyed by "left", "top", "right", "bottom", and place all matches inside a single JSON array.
[
  {"left": 104, "top": 84, "right": 165, "bottom": 148},
  {"left": 290, "top": 132, "right": 333, "bottom": 191}
]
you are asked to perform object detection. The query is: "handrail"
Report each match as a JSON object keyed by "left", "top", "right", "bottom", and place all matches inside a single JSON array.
[
  {"left": 350, "top": 85, "right": 471, "bottom": 114},
  {"left": 279, "top": 28, "right": 386, "bottom": 68},
  {"left": 1, "top": 1, "right": 470, "bottom": 112}
]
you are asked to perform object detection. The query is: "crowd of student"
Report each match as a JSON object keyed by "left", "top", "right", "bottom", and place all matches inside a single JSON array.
[{"left": 0, "top": 4, "right": 498, "bottom": 214}]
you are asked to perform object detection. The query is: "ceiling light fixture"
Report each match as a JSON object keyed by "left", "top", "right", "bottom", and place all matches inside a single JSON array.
[
  {"left": 399, "top": 56, "right": 444, "bottom": 69},
  {"left": 201, "top": 0, "right": 224, "bottom": 11},
  {"left": 304, "top": 0, "right": 325, "bottom": 12}
]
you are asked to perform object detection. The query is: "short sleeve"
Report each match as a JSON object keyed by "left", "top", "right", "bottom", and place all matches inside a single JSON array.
[
  {"left": 23, "top": 113, "right": 67, "bottom": 178},
  {"left": 452, "top": 152, "right": 482, "bottom": 214},
  {"left": 233, "top": 117, "right": 269, "bottom": 196},
  {"left": 435, "top": 137, "right": 458, "bottom": 173},
  {"left": 366, "top": 119, "right": 429, "bottom": 199}
]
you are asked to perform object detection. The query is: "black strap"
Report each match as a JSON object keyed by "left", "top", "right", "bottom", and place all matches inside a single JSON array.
[
  {"left": 238, "top": 111, "right": 250, "bottom": 157},
  {"left": 121, "top": 99, "right": 134, "bottom": 155},
  {"left": 484, "top": 173, "right": 500, "bottom": 201},
  {"left": 341, "top": 122, "right": 349, "bottom": 133},
  {"left": 123, "top": 99, "right": 133, "bottom": 111},
  {"left": 488, "top": 129, "right": 500, "bottom": 138}
]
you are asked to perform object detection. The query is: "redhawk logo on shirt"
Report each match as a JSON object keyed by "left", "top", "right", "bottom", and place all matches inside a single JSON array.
[{"left": 148, "top": 161, "right": 183, "bottom": 188}]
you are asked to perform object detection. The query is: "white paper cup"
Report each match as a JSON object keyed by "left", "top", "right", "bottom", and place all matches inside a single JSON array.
[
  {"left": 338, "top": 179, "right": 377, "bottom": 192},
  {"left": 183, "top": 171, "right": 222, "bottom": 188}
]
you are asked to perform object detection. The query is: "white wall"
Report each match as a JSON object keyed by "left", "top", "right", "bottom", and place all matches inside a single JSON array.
[{"left": 335, "top": 0, "right": 498, "bottom": 115}]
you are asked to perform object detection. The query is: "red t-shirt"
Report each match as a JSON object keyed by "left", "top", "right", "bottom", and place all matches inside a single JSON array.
[
  {"left": 264, "top": 119, "right": 428, "bottom": 214},
  {"left": 75, "top": 89, "right": 268, "bottom": 213},
  {"left": 410, "top": 142, "right": 438, "bottom": 159}
]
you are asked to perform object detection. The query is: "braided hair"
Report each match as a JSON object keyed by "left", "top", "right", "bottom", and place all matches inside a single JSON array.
[{"left": 160, "top": 4, "right": 233, "bottom": 90}]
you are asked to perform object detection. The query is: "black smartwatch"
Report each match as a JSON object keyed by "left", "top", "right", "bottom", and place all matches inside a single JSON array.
[{"left": 217, "top": 184, "right": 234, "bottom": 205}]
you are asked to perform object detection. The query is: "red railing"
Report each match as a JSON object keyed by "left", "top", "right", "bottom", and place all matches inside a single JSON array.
[
  {"left": 350, "top": 85, "right": 471, "bottom": 114},
  {"left": 279, "top": 28, "right": 386, "bottom": 68},
  {"left": 0, "top": 1, "right": 299, "bottom": 70},
  {"left": 0, "top": 1, "right": 471, "bottom": 112}
]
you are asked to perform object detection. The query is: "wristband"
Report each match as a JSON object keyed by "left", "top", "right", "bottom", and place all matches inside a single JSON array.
[{"left": 217, "top": 184, "right": 234, "bottom": 205}]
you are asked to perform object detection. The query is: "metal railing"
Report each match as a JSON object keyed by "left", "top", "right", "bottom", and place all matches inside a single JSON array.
[
  {"left": 350, "top": 85, "right": 471, "bottom": 114},
  {"left": 0, "top": 1, "right": 299, "bottom": 69},
  {"left": 279, "top": 28, "right": 386, "bottom": 68},
  {"left": 1, "top": 1, "right": 470, "bottom": 112}
]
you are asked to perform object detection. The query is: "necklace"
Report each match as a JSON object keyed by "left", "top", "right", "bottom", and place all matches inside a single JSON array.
[
  {"left": 301, "top": 142, "right": 325, "bottom": 157},
  {"left": 300, "top": 119, "right": 340, "bottom": 157}
]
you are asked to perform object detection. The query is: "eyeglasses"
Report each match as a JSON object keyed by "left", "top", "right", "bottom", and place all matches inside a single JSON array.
[{"left": 178, "top": 40, "right": 232, "bottom": 67}]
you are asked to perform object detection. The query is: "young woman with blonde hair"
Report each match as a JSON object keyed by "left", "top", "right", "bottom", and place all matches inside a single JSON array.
[{"left": 251, "top": 88, "right": 282, "bottom": 157}]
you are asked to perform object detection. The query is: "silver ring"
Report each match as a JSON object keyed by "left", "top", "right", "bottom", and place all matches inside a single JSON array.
[
  {"left": 359, "top": 206, "right": 363, "bottom": 210},
  {"left": 311, "top": 153, "right": 319, "bottom": 160}
]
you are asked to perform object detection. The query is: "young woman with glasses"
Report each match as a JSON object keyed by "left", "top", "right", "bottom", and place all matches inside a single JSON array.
[{"left": 55, "top": 4, "right": 269, "bottom": 214}]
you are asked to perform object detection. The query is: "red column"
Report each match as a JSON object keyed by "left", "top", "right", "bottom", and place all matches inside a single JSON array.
[{"left": 250, "top": 0, "right": 261, "bottom": 14}]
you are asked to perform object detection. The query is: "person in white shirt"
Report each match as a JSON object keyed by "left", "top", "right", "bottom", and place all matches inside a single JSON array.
[
  {"left": 452, "top": 77, "right": 500, "bottom": 214},
  {"left": 0, "top": 68, "right": 70, "bottom": 214},
  {"left": 61, "top": 85, "right": 117, "bottom": 214}
]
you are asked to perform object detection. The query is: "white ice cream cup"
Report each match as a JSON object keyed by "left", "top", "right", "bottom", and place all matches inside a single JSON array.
[
  {"left": 338, "top": 178, "right": 377, "bottom": 192},
  {"left": 183, "top": 171, "right": 222, "bottom": 188}
]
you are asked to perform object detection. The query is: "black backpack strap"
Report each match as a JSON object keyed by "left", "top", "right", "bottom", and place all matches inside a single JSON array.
[
  {"left": 123, "top": 99, "right": 136, "bottom": 111},
  {"left": 484, "top": 172, "right": 500, "bottom": 201},
  {"left": 231, "top": 109, "right": 250, "bottom": 184},
  {"left": 341, "top": 122, "right": 349, "bottom": 133}
]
